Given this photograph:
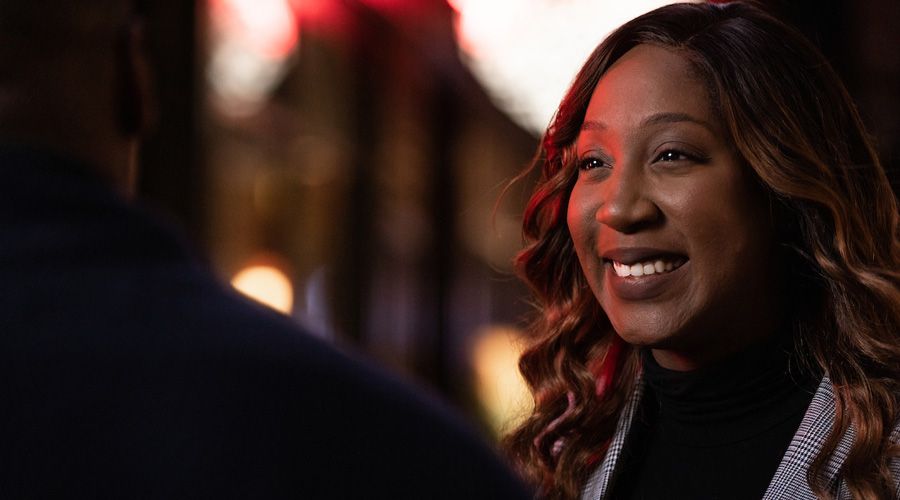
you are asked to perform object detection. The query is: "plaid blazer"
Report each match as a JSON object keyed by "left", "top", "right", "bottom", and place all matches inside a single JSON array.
[{"left": 581, "top": 376, "right": 900, "bottom": 499}]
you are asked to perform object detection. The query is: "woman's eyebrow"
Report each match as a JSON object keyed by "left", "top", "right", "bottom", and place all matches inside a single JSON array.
[
  {"left": 580, "top": 112, "right": 715, "bottom": 133},
  {"left": 642, "top": 112, "right": 715, "bottom": 132}
]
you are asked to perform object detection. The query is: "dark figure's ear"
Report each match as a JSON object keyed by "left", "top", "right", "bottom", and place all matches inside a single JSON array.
[{"left": 115, "top": 17, "right": 156, "bottom": 138}]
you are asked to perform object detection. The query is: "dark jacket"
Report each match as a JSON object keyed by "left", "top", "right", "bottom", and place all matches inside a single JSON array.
[{"left": 0, "top": 148, "right": 531, "bottom": 499}]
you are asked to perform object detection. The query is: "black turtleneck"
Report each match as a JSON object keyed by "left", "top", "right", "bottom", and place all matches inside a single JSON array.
[{"left": 608, "top": 336, "right": 821, "bottom": 500}]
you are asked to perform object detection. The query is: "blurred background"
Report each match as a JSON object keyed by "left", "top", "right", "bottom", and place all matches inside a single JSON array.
[{"left": 135, "top": 0, "right": 900, "bottom": 438}]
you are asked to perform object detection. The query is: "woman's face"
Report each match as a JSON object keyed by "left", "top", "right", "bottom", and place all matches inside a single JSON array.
[{"left": 567, "top": 44, "right": 784, "bottom": 371}]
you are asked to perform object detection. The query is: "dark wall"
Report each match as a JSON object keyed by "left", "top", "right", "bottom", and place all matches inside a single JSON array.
[{"left": 762, "top": 0, "right": 900, "bottom": 184}]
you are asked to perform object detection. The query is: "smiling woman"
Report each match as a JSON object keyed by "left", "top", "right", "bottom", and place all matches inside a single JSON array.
[
  {"left": 567, "top": 44, "right": 782, "bottom": 372},
  {"left": 504, "top": 3, "right": 900, "bottom": 500}
]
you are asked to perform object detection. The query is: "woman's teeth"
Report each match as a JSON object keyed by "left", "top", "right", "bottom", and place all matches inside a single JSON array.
[{"left": 612, "top": 258, "right": 685, "bottom": 278}]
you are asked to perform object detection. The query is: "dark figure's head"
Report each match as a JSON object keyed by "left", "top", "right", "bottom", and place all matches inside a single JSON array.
[
  {"left": 0, "top": 0, "right": 153, "bottom": 191},
  {"left": 506, "top": 3, "right": 900, "bottom": 499}
]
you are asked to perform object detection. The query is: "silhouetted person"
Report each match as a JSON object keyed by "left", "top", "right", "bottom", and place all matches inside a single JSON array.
[{"left": 0, "top": 1, "right": 532, "bottom": 498}]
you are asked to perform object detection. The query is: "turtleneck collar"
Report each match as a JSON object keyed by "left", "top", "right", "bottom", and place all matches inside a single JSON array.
[{"left": 640, "top": 333, "right": 821, "bottom": 447}]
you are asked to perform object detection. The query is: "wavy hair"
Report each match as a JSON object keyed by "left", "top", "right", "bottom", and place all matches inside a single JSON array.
[{"left": 503, "top": 3, "right": 900, "bottom": 499}]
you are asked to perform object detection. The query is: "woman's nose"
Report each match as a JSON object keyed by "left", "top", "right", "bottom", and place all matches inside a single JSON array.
[{"left": 594, "top": 168, "right": 660, "bottom": 233}]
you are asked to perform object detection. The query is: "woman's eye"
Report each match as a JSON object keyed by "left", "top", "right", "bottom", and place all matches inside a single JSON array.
[
  {"left": 654, "top": 149, "right": 699, "bottom": 163},
  {"left": 578, "top": 157, "right": 607, "bottom": 170}
]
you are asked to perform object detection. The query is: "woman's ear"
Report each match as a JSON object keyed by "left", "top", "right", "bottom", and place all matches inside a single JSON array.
[{"left": 116, "top": 17, "right": 157, "bottom": 138}]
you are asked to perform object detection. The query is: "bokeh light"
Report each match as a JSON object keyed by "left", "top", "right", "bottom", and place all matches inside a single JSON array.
[
  {"left": 207, "top": 0, "right": 299, "bottom": 116},
  {"left": 232, "top": 263, "right": 295, "bottom": 315},
  {"left": 449, "top": 0, "right": 702, "bottom": 134},
  {"left": 472, "top": 325, "right": 533, "bottom": 436}
]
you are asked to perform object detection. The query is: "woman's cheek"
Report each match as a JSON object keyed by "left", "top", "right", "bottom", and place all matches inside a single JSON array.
[{"left": 567, "top": 186, "right": 590, "bottom": 244}]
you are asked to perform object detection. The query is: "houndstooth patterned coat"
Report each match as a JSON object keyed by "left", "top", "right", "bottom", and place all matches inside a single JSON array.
[{"left": 581, "top": 376, "right": 900, "bottom": 500}]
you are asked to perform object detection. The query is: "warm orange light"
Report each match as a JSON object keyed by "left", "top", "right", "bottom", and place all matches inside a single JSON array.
[
  {"left": 472, "top": 325, "right": 533, "bottom": 435},
  {"left": 231, "top": 264, "right": 294, "bottom": 315}
]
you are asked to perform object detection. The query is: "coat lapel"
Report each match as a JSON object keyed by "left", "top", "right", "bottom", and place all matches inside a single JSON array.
[
  {"left": 581, "top": 375, "right": 646, "bottom": 500},
  {"left": 761, "top": 376, "right": 848, "bottom": 499}
]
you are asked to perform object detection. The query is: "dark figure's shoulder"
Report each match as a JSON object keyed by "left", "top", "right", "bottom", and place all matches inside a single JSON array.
[{"left": 0, "top": 149, "right": 532, "bottom": 499}]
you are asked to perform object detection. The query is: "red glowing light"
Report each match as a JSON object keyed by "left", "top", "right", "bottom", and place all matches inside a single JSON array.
[{"left": 209, "top": 0, "right": 299, "bottom": 59}]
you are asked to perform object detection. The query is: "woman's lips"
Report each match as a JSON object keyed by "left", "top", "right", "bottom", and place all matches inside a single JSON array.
[{"left": 603, "top": 256, "right": 689, "bottom": 301}]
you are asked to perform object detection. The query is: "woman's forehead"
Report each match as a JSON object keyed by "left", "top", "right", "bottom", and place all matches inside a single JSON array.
[{"left": 581, "top": 45, "right": 720, "bottom": 136}]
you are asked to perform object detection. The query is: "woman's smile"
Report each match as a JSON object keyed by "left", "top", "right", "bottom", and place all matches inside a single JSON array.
[
  {"left": 604, "top": 257, "right": 691, "bottom": 302},
  {"left": 599, "top": 247, "right": 689, "bottom": 300},
  {"left": 601, "top": 247, "right": 688, "bottom": 279},
  {"left": 610, "top": 257, "right": 685, "bottom": 278}
]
